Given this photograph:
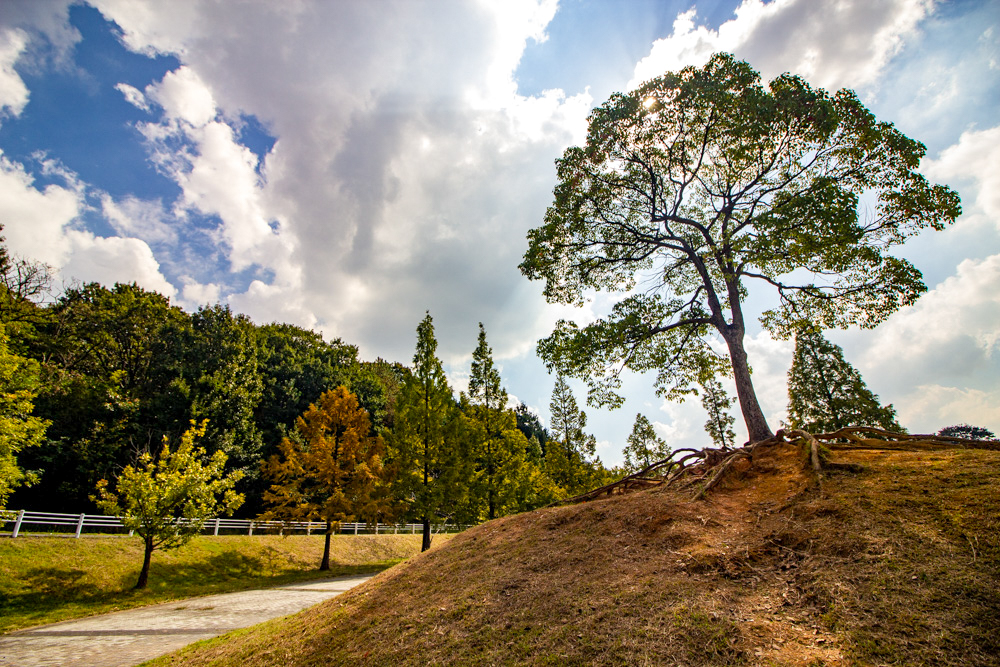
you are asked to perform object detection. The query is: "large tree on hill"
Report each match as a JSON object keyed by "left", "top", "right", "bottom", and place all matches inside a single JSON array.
[
  {"left": 786, "top": 327, "right": 902, "bottom": 433},
  {"left": 520, "top": 52, "right": 960, "bottom": 443}
]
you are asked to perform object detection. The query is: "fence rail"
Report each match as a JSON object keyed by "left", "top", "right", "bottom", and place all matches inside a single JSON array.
[{"left": 1, "top": 509, "right": 465, "bottom": 538}]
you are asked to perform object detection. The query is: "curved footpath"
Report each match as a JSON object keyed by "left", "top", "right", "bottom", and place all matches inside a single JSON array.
[{"left": 0, "top": 574, "right": 373, "bottom": 667}]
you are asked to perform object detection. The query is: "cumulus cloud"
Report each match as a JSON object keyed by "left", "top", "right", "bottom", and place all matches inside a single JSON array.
[
  {"left": 0, "top": 152, "right": 81, "bottom": 265},
  {"left": 85, "top": 0, "right": 590, "bottom": 363},
  {"left": 861, "top": 254, "right": 1000, "bottom": 379},
  {"left": 0, "top": 29, "right": 30, "bottom": 117},
  {"left": 921, "top": 125, "right": 1000, "bottom": 227},
  {"left": 630, "top": 0, "right": 930, "bottom": 92},
  {"left": 0, "top": 151, "right": 176, "bottom": 296},
  {"left": 60, "top": 232, "right": 176, "bottom": 297}
]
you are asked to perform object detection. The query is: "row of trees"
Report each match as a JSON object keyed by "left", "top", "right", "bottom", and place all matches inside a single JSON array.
[{"left": 259, "top": 314, "right": 613, "bottom": 556}]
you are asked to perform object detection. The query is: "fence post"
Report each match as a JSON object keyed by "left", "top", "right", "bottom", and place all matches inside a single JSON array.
[
  {"left": 248, "top": 521, "right": 254, "bottom": 536},
  {"left": 213, "top": 518, "right": 220, "bottom": 536},
  {"left": 75, "top": 514, "right": 86, "bottom": 538},
  {"left": 354, "top": 522, "right": 358, "bottom": 535},
  {"left": 12, "top": 510, "right": 25, "bottom": 538}
]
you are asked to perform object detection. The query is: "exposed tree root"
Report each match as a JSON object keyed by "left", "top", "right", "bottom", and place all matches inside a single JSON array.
[{"left": 550, "top": 427, "right": 1000, "bottom": 507}]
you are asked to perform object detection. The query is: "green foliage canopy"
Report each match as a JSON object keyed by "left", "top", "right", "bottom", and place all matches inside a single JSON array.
[
  {"left": 94, "top": 420, "right": 244, "bottom": 588},
  {"left": 622, "top": 413, "right": 670, "bottom": 474},
  {"left": 520, "top": 52, "right": 960, "bottom": 442},
  {"left": 0, "top": 324, "right": 48, "bottom": 508}
]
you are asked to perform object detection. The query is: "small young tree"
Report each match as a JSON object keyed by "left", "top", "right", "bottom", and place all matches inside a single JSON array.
[
  {"left": 94, "top": 420, "right": 244, "bottom": 589},
  {"left": 699, "top": 375, "right": 737, "bottom": 449},
  {"left": 623, "top": 413, "right": 670, "bottom": 474},
  {"left": 787, "top": 327, "right": 902, "bottom": 433},
  {"left": 261, "top": 386, "right": 387, "bottom": 570}
]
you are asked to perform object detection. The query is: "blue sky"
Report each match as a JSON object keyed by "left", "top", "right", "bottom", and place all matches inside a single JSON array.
[{"left": 1, "top": 0, "right": 998, "bottom": 463}]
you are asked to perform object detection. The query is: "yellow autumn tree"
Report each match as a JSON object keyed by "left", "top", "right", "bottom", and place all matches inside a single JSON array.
[{"left": 261, "top": 386, "right": 387, "bottom": 570}]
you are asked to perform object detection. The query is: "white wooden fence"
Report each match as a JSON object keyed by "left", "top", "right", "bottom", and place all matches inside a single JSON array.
[{"left": 0, "top": 509, "right": 464, "bottom": 538}]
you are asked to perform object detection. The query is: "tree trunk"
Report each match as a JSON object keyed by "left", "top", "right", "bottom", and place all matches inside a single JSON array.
[
  {"left": 421, "top": 515, "right": 431, "bottom": 552},
  {"left": 320, "top": 521, "right": 332, "bottom": 570},
  {"left": 134, "top": 536, "right": 154, "bottom": 589},
  {"left": 722, "top": 329, "right": 774, "bottom": 443}
]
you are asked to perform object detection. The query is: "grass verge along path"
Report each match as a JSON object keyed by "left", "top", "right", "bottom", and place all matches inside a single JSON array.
[{"left": 0, "top": 533, "right": 439, "bottom": 633}]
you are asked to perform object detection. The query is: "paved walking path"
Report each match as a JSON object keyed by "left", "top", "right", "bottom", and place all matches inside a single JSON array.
[{"left": 0, "top": 574, "right": 374, "bottom": 667}]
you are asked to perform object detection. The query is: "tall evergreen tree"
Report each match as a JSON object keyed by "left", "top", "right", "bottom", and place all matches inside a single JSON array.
[
  {"left": 547, "top": 375, "right": 597, "bottom": 495},
  {"left": 393, "top": 313, "right": 470, "bottom": 551},
  {"left": 467, "top": 323, "right": 510, "bottom": 520},
  {"left": 622, "top": 413, "right": 670, "bottom": 474},
  {"left": 787, "top": 327, "right": 902, "bottom": 433}
]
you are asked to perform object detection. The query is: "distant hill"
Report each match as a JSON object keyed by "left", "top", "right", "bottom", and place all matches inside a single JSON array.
[{"left": 152, "top": 441, "right": 1000, "bottom": 666}]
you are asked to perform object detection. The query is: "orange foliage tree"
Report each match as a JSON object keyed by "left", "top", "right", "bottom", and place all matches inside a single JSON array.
[{"left": 261, "top": 386, "right": 388, "bottom": 570}]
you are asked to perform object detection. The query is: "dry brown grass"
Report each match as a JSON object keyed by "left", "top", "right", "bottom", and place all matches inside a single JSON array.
[{"left": 149, "top": 442, "right": 1000, "bottom": 666}]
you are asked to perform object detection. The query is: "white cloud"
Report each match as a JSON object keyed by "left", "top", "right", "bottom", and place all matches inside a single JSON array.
[
  {"left": 0, "top": 152, "right": 81, "bottom": 265},
  {"left": 630, "top": 0, "right": 931, "bottom": 92},
  {"left": 921, "top": 125, "right": 1000, "bottom": 227},
  {"left": 101, "top": 194, "right": 175, "bottom": 245},
  {"left": 115, "top": 82, "right": 149, "bottom": 111},
  {"left": 0, "top": 153, "right": 176, "bottom": 298},
  {"left": 145, "top": 66, "right": 216, "bottom": 127},
  {"left": 60, "top": 232, "right": 176, "bottom": 298},
  {"left": 87, "top": 0, "right": 589, "bottom": 365},
  {"left": 861, "top": 254, "right": 1000, "bottom": 374},
  {"left": 895, "top": 385, "right": 1000, "bottom": 436},
  {"left": 0, "top": 28, "right": 29, "bottom": 117},
  {"left": 179, "top": 277, "right": 220, "bottom": 309}
]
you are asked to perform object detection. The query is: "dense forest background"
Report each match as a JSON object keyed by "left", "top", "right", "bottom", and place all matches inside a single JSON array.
[{"left": 1, "top": 231, "right": 615, "bottom": 524}]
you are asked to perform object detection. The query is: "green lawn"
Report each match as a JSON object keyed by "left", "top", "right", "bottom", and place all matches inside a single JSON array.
[{"left": 0, "top": 533, "right": 437, "bottom": 633}]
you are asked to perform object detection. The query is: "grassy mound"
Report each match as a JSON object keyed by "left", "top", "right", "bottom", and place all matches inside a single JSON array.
[
  {"left": 151, "top": 443, "right": 1000, "bottom": 666},
  {"left": 0, "top": 533, "right": 437, "bottom": 633}
]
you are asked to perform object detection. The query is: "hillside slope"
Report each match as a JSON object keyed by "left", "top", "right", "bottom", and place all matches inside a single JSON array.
[{"left": 153, "top": 443, "right": 1000, "bottom": 666}]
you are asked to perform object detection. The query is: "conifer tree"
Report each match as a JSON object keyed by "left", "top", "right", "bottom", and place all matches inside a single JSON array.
[
  {"left": 261, "top": 387, "right": 387, "bottom": 570},
  {"left": 622, "top": 413, "right": 670, "bottom": 473},
  {"left": 468, "top": 323, "right": 512, "bottom": 520},
  {"left": 699, "top": 375, "right": 737, "bottom": 449},
  {"left": 393, "top": 313, "right": 469, "bottom": 551},
  {"left": 547, "top": 375, "right": 597, "bottom": 495},
  {"left": 787, "top": 327, "right": 902, "bottom": 433}
]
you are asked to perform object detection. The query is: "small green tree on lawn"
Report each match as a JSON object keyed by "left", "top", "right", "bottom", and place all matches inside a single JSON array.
[{"left": 94, "top": 420, "right": 244, "bottom": 589}]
